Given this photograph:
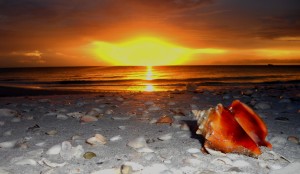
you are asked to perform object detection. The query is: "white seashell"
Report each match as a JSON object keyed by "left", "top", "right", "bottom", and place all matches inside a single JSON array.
[
  {"left": 46, "top": 144, "right": 62, "bottom": 155},
  {"left": 136, "top": 147, "right": 154, "bottom": 153},
  {"left": 15, "top": 159, "right": 37, "bottom": 166},
  {"left": 112, "top": 116, "right": 131, "bottom": 120},
  {"left": 187, "top": 148, "right": 200, "bottom": 154},
  {"left": 127, "top": 136, "right": 147, "bottom": 149},
  {"left": 3, "top": 130, "right": 12, "bottom": 136},
  {"left": 232, "top": 160, "right": 250, "bottom": 167},
  {"left": 36, "top": 142, "right": 46, "bottom": 147},
  {"left": 205, "top": 147, "right": 227, "bottom": 156},
  {"left": 269, "top": 162, "right": 300, "bottom": 174},
  {"left": 86, "top": 134, "right": 107, "bottom": 145},
  {"left": 110, "top": 135, "right": 122, "bottom": 142},
  {"left": 0, "top": 108, "right": 18, "bottom": 117},
  {"left": 56, "top": 114, "right": 68, "bottom": 120},
  {"left": 11, "top": 118, "right": 21, "bottom": 122},
  {"left": 123, "top": 162, "right": 144, "bottom": 171},
  {"left": 39, "top": 158, "right": 67, "bottom": 168},
  {"left": 0, "top": 140, "right": 17, "bottom": 148},
  {"left": 158, "top": 133, "right": 173, "bottom": 141},
  {"left": 60, "top": 141, "right": 83, "bottom": 160},
  {"left": 118, "top": 126, "right": 126, "bottom": 130}
]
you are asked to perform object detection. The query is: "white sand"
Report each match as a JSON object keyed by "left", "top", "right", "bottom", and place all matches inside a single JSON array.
[{"left": 0, "top": 85, "right": 299, "bottom": 174}]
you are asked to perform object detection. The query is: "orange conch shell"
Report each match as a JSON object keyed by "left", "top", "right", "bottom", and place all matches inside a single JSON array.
[{"left": 196, "top": 100, "right": 271, "bottom": 157}]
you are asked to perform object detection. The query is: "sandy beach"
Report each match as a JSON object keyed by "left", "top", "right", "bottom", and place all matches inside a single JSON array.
[{"left": 0, "top": 85, "right": 299, "bottom": 174}]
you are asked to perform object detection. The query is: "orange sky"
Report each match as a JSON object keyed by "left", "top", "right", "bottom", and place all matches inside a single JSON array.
[{"left": 0, "top": 0, "right": 300, "bottom": 67}]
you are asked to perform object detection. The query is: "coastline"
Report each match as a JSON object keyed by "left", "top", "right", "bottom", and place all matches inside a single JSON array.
[{"left": 0, "top": 84, "right": 299, "bottom": 173}]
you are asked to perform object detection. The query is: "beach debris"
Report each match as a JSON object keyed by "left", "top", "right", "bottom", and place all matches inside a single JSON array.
[
  {"left": 156, "top": 115, "right": 173, "bottom": 125},
  {"left": 83, "top": 152, "right": 97, "bottom": 159},
  {"left": 287, "top": 136, "right": 299, "bottom": 144},
  {"left": 80, "top": 115, "right": 98, "bottom": 123},
  {"left": 0, "top": 140, "right": 17, "bottom": 148},
  {"left": 86, "top": 134, "right": 107, "bottom": 146},
  {"left": 60, "top": 141, "right": 84, "bottom": 160},
  {"left": 46, "top": 144, "right": 62, "bottom": 155},
  {"left": 195, "top": 100, "right": 272, "bottom": 157},
  {"left": 0, "top": 108, "right": 18, "bottom": 117}
]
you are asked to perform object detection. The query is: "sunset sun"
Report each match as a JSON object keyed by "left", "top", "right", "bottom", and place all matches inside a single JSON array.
[{"left": 87, "top": 37, "right": 196, "bottom": 66}]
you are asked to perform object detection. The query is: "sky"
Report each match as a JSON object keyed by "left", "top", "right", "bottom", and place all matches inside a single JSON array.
[{"left": 0, "top": 0, "right": 300, "bottom": 67}]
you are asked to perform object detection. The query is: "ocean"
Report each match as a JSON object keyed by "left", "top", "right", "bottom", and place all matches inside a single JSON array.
[{"left": 0, "top": 65, "right": 299, "bottom": 93}]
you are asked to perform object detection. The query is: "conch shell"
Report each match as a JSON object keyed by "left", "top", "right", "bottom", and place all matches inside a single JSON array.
[{"left": 195, "top": 100, "right": 271, "bottom": 157}]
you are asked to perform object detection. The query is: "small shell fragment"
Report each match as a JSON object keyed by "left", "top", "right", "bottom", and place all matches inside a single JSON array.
[
  {"left": 156, "top": 115, "right": 173, "bottom": 125},
  {"left": 86, "top": 134, "right": 107, "bottom": 146},
  {"left": 83, "top": 152, "right": 97, "bottom": 159}
]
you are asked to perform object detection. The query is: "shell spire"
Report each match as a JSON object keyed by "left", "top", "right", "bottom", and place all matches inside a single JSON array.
[{"left": 195, "top": 100, "right": 271, "bottom": 157}]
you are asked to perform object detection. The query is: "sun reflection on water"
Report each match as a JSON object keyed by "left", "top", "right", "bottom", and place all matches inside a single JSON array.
[{"left": 145, "top": 66, "right": 154, "bottom": 91}]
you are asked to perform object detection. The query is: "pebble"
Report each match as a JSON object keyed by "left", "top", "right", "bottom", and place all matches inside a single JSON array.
[
  {"left": 255, "top": 102, "right": 271, "bottom": 110},
  {"left": 158, "top": 133, "right": 173, "bottom": 141},
  {"left": 0, "top": 140, "right": 17, "bottom": 148},
  {"left": 83, "top": 152, "right": 97, "bottom": 159},
  {"left": 80, "top": 115, "right": 98, "bottom": 123},
  {"left": 46, "top": 144, "right": 62, "bottom": 155},
  {"left": 86, "top": 134, "right": 107, "bottom": 146},
  {"left": 56, "top": 114, "right": 68, "bottom": 120},
  {"left": 187, "top": 148, "right": 201, "bottom": 154},
  {"left": 110, "top": 135, "right": 122, "bottom": 142},
  {"left": 287, "top": 136, "right": 299, "bottom": 144},
  {"left": 0, "top": 108, "right": 18, "bottom": 117},
  {"left": 127, "top": 136, "right": 147, "bottom": 149},
  {"left": 15, "top": 159, "right": 37, "bottom": 166}
]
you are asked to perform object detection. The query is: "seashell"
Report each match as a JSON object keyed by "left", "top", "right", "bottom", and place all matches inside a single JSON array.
[
  {"left": 39, "top": 158, "right": 67, "bottom": 168},
  {"left": 80, "top": 115, "right": 98, "bottom": 123},
  {"left": 83, "top": 152, "right": 96, "bottom": 159},
  {"left": 187, "top": 148, "right": 201, "bottom": 154},
  {"left": 56, "top": 114, "right": 68, "bottom": 120},
  {"left": 86, "top": 134, "right": 107, "bottom": 146},
  {"left": 46, "top": 130, "right": 58, "bottom": 136},
  {"left": 287, "top": 136, "right": 299, "bottom": 144},
  {"left": 110, "top": 135, "right": 122, "bottom": 142},
  {"left": 156, "top": 115, "right": 173, "bottom": 125},
  {"left": 196, "top": 100, "right": 271, "bottom": 157},
  {"left": 46, "top": 144, "right": 62, "bottom": 155},
  {"left": 127, "top": 136, "right": 148, "bottom": 149},
  {"left": 158, "top": 133, "right": 173, "bottom": 141},
  {"left": 0, "top": 108, "right": 18, "bottom": 117},
  {"left": 121, "top": 164, "right": 133, "bottom": 174}
]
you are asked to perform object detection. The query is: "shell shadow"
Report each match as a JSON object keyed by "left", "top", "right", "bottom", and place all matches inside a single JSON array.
[{"left": 182, "top": 120, "right": 205, "bottom": 145}]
